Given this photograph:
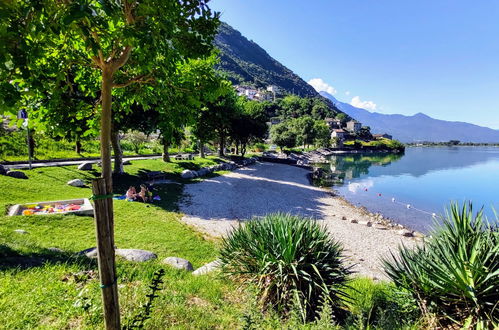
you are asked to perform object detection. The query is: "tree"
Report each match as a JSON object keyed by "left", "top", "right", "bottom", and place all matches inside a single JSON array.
[
  {"left": 157, "top": 55, "right": 225, "bottom": 161},
  {"left": 311, "top": 98, "right": 331, "bottom": 120},
  {"left": 2, "top": 2, "right": 219, "bottom": 328},
  {"left": 335, "top": 112, "right": 348, "bottom": 124},
  {"left": 230, "top": 114, "right": 267, "bottom": 156},
  {"left": 313, "top": 120, "right": 331, "bottom": 148},
  {"left": 270, "top": 122, "right": 296, "bottom": 152},
  {"left": 196, "top": 90, "right": 240, "bottom": 157},
  {"left": 291, "top": 116, "right": 316, "bottom": 149},
  {"left": 358, "top": 126, "right": 373, "bottom": 140}
]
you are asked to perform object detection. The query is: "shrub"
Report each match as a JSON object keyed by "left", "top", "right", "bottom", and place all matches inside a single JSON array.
[
  {"left": 383, "top": 203, "right": 499, "bottom": 328},
  {"left": 220, "top": 213, "right": 351, "bottom": 321},
  {"left": 344, "top": 278, "right": 420, "bottom": 329},
  {"left": 253, "top": 142, "right": 267, "bottom": 152}
]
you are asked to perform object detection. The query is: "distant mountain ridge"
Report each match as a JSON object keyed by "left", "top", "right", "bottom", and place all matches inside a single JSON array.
[
  {"left": 214, "top": 22, "right": 318, "bottom": 97},
  {"left": 320, "top": 91, "right": 499, "bottom": 143}
]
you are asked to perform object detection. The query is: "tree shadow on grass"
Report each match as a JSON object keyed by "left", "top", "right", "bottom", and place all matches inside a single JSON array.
[{"left": 0, "top": 243, "right": 97, "bottom": 271}]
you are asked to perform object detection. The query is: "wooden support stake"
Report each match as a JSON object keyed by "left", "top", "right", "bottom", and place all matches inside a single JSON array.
[{"left": 92, "top": 178, "right": 120, "bottom": 329}]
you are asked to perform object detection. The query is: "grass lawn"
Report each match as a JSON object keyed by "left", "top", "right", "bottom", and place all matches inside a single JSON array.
[
  {"left": 0, "top": 157, "right": 246, "bottom": 329},
  {"left": 0, "top": 157, "right": 420, "bottom": 329}
]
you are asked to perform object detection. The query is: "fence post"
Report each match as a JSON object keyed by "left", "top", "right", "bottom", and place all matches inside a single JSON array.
[{"left": 92, "top": 178, "right": 120, "bottom": 329}]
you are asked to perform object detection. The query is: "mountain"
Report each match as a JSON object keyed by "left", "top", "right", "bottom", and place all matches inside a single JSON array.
[
  {"left": 214, "top": 22, "right": 318, "bottom": 97},
  {"left": 320, "top": 91, "right": 499, "bottom": 143}
]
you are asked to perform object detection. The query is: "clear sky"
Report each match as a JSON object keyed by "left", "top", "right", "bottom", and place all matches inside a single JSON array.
[{"left": 210, "top": 0, "right": 499, "bottom": 129}]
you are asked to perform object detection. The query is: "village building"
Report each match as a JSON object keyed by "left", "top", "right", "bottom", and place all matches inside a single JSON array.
[
  {"left": 325, "top": 117, "right": 342, "bottom": 129},
  {"left": 331, "top": 129, "right": 348, "bottom": 140},
  {"left": 346, "top": 120, "right": 362, "bottom": 133}
]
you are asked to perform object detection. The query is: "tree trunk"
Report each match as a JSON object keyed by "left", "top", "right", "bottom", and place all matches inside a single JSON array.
[
  {"left": 75, "top": 138, "right": 82, "bottom": 154},
  {"left": 218, "top": 134, "right": 225, "bottom": 157},
  {"left": 235, "top": 141, "right": 239, "bottom": 155},
  {"left": 101, "top": 69, "right": 114, "bottom": 191},
  {"left": 199, "top": 141, "right": 205, "bottom": 158},
  {"left": 241, "top": 143, "right": 246, "bottom": 157},
  {"left": 162, "top": 139, "right": 170, "bottom": 162},
  {"left": 97, "top": 67, "right": 120, "bottom": 329},
  {"left": 27, "top": 128, "right": 35, "bottom": 159},
  {"left": 111, "top": 127, "right": 123, "bottom": 174}
]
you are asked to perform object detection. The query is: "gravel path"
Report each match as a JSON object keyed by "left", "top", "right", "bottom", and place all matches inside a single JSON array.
[{"left": 179, "top": 162, "right": 417, "bottom": 279}]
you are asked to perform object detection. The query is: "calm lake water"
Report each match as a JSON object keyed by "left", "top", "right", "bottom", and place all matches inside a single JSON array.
[{"left": 319, "top": 147, "right": 499, "bottom": 233}]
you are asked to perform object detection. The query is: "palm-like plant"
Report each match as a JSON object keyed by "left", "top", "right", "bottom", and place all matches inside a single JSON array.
[
  {"left": 383, "top": 203, "right": 499, "bottom": 328},
  {"left": 220, "top": 213, "right": 351, "bottom": 321}
]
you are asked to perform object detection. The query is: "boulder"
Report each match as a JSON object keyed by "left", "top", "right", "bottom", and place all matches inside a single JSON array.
[
  {"left": 115, "top": 249, "right": 157, "bottom": 262},
  {"left": 67, "top": 179, "right": 86, "bottom": 187},
  {"left": 358, "top": 221, "right": 372, "bottom": 227},
  {"left": 77, "top": 247, "right": 98, "bottom": 258},
  {"left": 6, "top": 171, "right": 28, "bottom": 179},
  {"left": 192, "top": 259, "right": 222, "bottom": 276},
  {"left": 14, "top": 229, "right": 28, "bottom": 234},
  {"left": 197, "top": 168, "right": 209, "bottom": 177},
  {"left": 0, "top": 164, "right": 6, "bottom": 175},
  {"left": 77, "top": 162, "right": 93, "bottom": 171},
  {"left": 397, "top": 229, "right": 414, "bottom": 237},
  {"left": 181, "top": 170, "right": 196, "bottom": 179},
  {"left": 162, "top": 257, "right": 194, "bottom": 271}
]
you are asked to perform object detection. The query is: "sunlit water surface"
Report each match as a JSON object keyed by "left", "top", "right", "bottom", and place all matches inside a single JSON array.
[{"left": 320, "top": 147, "right": 499, "bottom": 233}]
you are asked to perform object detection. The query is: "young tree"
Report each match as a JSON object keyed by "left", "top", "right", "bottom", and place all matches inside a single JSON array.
[
  {"left": 196, "top": 90, "right": 240, "bottom": 157},
  {"left": 270, "top": 122, "right": 297, "bottom": 152},
  {"left": 291, "top": 115, "right": 316, "bottom": 149},
  {"left": 313, "top": 120, "right": 331, "bottom": 148},
  {"left": 230, "top": 114, "right": 267, "bottom": 156}
]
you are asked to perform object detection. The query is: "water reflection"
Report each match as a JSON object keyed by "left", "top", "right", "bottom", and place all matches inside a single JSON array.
[
  {"left": 313, "top": 147, "right": 499, "bottom": 232},
  {"left": 313, "top": 153, "right": 404, "bottom": 186}
]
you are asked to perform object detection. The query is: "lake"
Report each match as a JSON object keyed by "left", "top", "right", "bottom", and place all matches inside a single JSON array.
[{"left": 318, "top": 147, "right": 499, "bottom": 233}]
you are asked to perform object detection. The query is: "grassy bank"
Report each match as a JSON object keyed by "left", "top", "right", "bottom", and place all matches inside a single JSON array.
[
  {"left": 0, "top": 158, "right": 246, "bottom": 328},
  {"left": 0, "top": 158, "right": 421, "bottom": 328}
]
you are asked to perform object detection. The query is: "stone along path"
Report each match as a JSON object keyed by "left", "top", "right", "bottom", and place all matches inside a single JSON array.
[{"left": 179, "top": 162, "right": 417, "bottom": 280}]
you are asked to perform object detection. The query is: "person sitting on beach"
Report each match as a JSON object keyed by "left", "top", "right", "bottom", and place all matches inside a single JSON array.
[
  {"left": 126, "top": 186, "right": 137, "bottom": 201},
  {"left": 138, "top": 184, "right": 152, "bottom": 203}
]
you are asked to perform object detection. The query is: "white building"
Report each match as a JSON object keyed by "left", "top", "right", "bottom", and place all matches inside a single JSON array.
[{"left": 346, "top": 120, "right": 362, "bottom": 133}]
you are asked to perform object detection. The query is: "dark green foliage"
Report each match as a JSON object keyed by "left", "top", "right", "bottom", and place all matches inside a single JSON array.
[
  {"left": 215, "top": 22, "right": 317, "bottom": 97},
  {"left": 220, "top": 213, "right": 351, "bottom": 321},
  {"left": 383, "top": 202, "right": 499, "bottom": 328},
  {"left": 270, "top": 122, "right": 297, "bottom": 151}
]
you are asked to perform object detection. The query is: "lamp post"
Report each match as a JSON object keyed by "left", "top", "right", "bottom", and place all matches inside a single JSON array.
[{"left": 17, "top": 109, "right": 32, "bottom": 170}]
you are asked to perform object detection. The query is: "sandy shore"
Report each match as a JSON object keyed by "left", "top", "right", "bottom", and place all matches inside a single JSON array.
[{"left": 179, "top": 162, "right": 418, "bottom": 279}]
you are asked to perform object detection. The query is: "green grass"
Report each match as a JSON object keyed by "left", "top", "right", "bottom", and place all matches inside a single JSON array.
[{"left": 0, "top": 158, "right": 245, "bottom": 329}]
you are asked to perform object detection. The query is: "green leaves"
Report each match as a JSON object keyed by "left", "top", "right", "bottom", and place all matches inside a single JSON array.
[
  {"left": 220, "top": 213, "right": 351, "bottom": 321},
  {"left": 383, "top": 202, "right": 499, "bottom": 328}
]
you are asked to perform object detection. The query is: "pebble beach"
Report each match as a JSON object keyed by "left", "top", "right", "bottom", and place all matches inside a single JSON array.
[{"left": 179, "top": 161, "right": 418, "bottom": 280}]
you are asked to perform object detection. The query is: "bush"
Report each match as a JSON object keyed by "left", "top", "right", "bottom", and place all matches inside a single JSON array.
[
  {"left": 383, "top": 203, "right": 499, "bottom": 328},
  {"left": 220, "top": 213, "right": 351, "bottom": 321},
  {"left": 344, "top": 278, "right": 420, "bottom": 329},
  {"left": 253, "top": 142, "right": 267, "bottom": 152}
]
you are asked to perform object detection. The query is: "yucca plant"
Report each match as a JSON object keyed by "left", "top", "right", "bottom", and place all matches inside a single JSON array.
[
  {"left": 219, "top": 213, "right": 351, "bottom": 321},
  {"left": 383, "top": 202, "right": 499, "bottom": 328}
]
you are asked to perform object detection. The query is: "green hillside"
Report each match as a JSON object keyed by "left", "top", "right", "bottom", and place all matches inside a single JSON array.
[{"left": 214, "top": 22, "right": 318, "bottom": 97}]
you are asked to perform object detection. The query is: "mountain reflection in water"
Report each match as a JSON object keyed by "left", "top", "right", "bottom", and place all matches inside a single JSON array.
[{"left": 313, "top": 147, "right": 499, "bottom": 232}]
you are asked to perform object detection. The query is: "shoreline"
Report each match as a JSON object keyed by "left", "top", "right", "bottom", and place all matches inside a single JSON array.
[{"left": 179, "top": 162, "right": 421, "bottom": 280}]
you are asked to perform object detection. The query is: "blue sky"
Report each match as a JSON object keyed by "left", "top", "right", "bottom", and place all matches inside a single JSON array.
[{"left": 211, "top": 0, "right": 499, "bottom": 129}]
